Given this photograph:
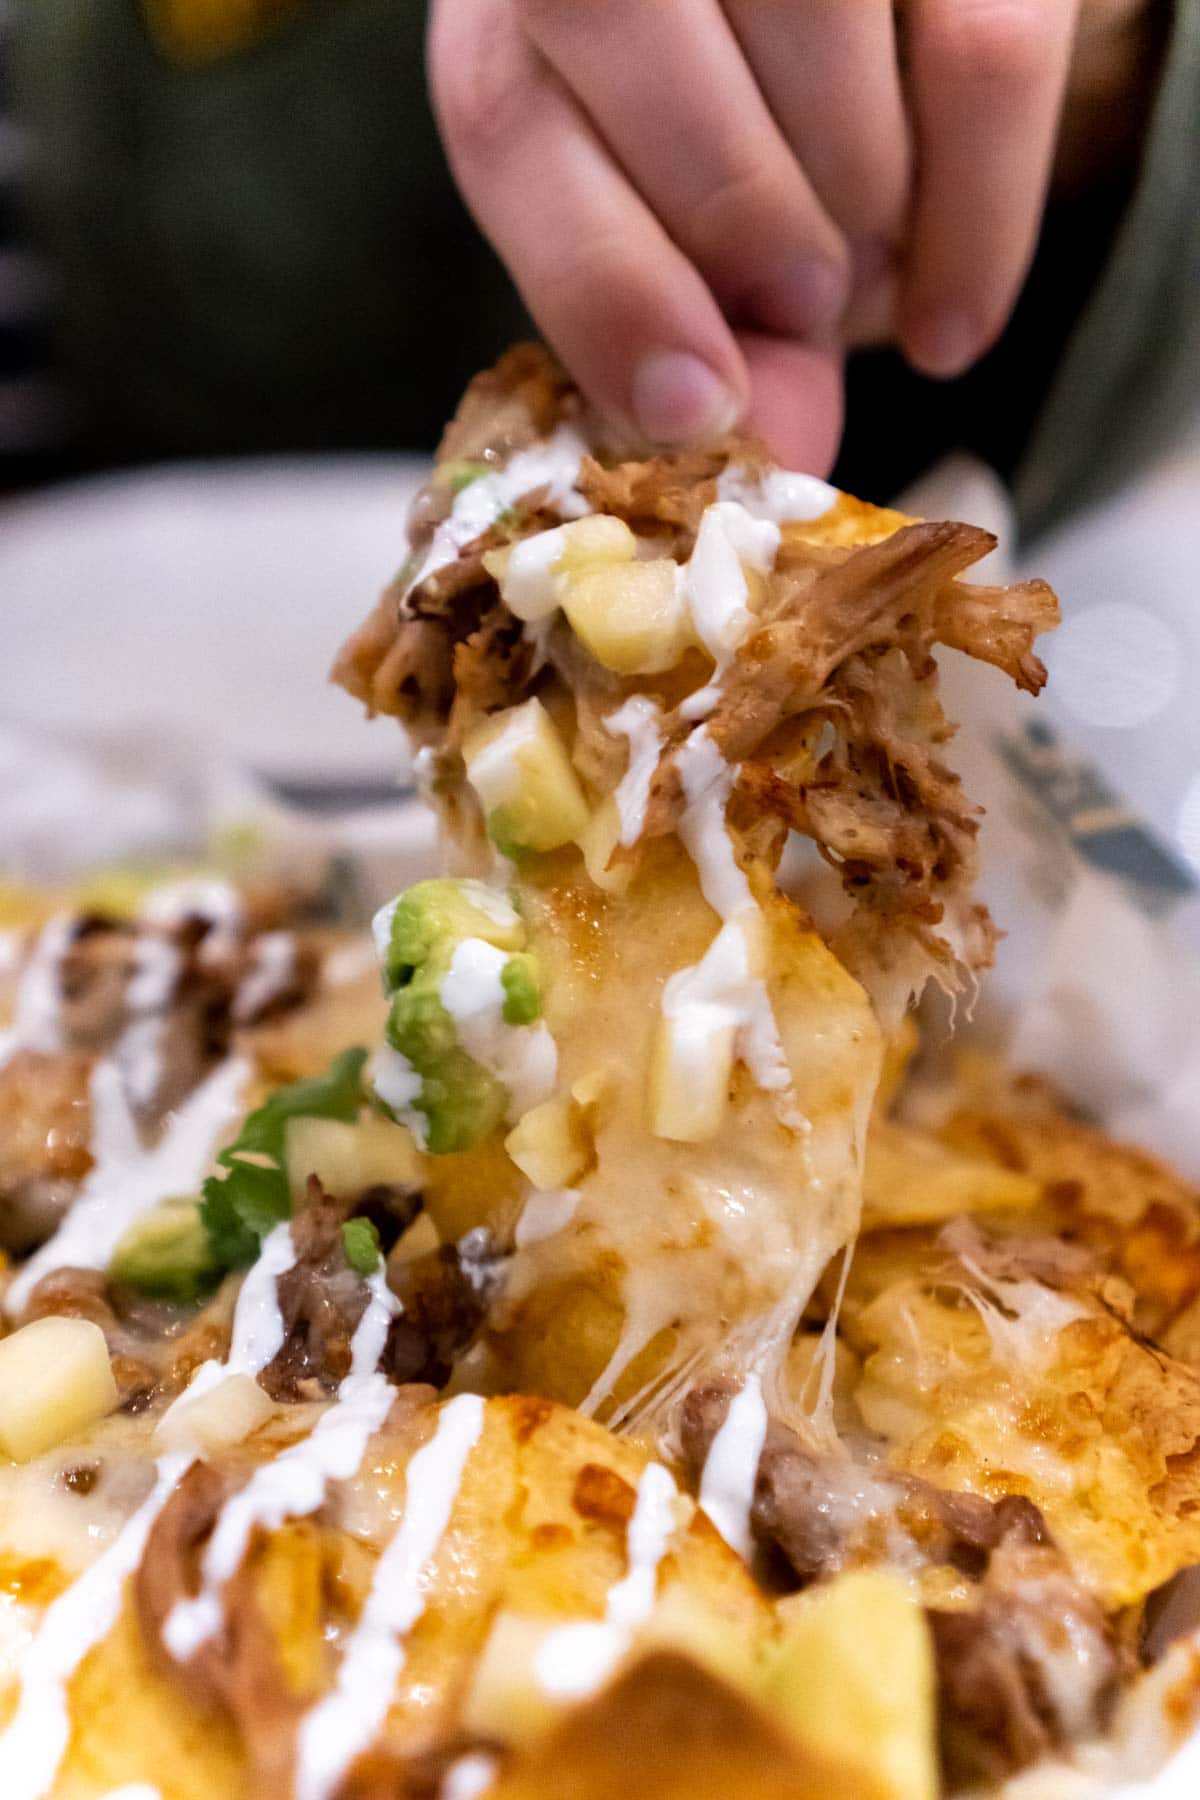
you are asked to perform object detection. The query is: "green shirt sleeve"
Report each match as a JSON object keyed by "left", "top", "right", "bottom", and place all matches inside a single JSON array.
[{"left": 1014, "top": 0, "right": 1200, "bottom": 539}]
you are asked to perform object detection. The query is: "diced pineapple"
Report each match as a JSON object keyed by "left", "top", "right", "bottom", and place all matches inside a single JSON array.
[
  {"left": 768, "top": 1570, "right": 938, "bottom": 1800},
  {"left": 156, "top": 1370, "right": 275, "bottom": 1456},
  {"left": 463, "top": 698, "right": 590, "bottom": 855},
  {"left": 389, "top": 1212, "right": 439, "bottom": 1266},
  {"left": 647, "top": 1005, "right": 735, "bottom": 1143},
  {"left": 576, "top": 795, "right": 635, "bottom": 895},
  {"left": 285, "top": 1111, "right": 423, "bottom": 1205},
  {"left": 506, "top": 1092, "right": 591, "bottom": 1189},
  {"left": 485, "top": 514, "right": 636, "bottom": 621},
  {"left": 0, "top": 1317, "right": 118, "bottom": 1462},
  {"left": 463, "top": 1611, "right": 566, "bottom": 1745},
  {"left": 561, "top": 559, "right": 693, "bottom": 675}
]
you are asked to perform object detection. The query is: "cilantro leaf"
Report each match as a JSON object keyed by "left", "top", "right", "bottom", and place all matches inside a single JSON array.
[
  {"left": 341, "top": 1216, "right": 383, "bottom": 1275},
  {"left": 200, "top": 1047, "right": 368, "bottom": 1272}
]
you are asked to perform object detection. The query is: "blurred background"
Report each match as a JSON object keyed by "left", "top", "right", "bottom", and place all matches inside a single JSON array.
[{"left": 0, "top": 0, "right": 1198, "bottom": 883}]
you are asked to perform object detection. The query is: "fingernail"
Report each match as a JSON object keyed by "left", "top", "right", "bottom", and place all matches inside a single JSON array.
[
  {"left": 757, "top": 254, "right": 848, "bottom": 338},
  {"left": 906, "top": 308, "right": 980, "bottom": 380},
  {"left": 631, "top": 351, "right": 742, "bottom": 446}
]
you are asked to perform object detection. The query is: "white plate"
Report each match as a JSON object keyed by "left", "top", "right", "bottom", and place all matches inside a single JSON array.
[{"left": 0, "top": 456, "right": 426, "bottom": 785}]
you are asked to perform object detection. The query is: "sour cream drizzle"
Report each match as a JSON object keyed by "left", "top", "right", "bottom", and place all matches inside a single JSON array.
[
  {"left": 669, "top": 729, "right": 796, "bottom": 1107},
  {"left": 698, "top": 1373, "right": 768, "bottom": 1561},
  {"left": 0, "top": 914, "right": 74, "bottom": 1068},
  {"left": 534, "top": 1462, "right": 679, "bottom": 1700},
  {"left": 440, "top": 938, "right": 558, "bottom": 1121},
  {"left": 164, "top": 1266, "right": 402, "bottom": 1661},
  {"left": 412, "top": 426, "right": 589, "bottom": 595},
  {"left": 0, "top": 1449, "right": 192, "bottom": 1800},
  {"left": 293, "top": 1392, "right": 486, "bottom": 1800},
  {"left": 115, "top": 934, "right": 183, "bottom": 1113},
  {"left": 6, "top": 1052, "right": 250, "bottom": 1317},
  {"left": 232, "top": 929, "right": 296, "bottom": 1022},
  {"left": 0, "top": 1217, "right": 300, "bottom": 1799},
  {"left": 605, "top": 697, "right": 664, "bottom": 848},
  {"left": 158, "top": 1217, "right": 298, "bottom": 1435}
]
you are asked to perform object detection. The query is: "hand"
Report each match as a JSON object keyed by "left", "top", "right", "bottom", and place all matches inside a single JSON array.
[{"left": 430, "top": 1, "right": 1156, "bottom": 473}]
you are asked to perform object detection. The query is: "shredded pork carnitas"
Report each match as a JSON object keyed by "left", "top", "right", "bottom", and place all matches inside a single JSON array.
[{"left": 333, "top": 344, "right": 1058, "bottom": 999}]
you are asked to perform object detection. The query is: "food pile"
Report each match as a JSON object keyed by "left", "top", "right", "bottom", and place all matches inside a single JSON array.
[{"left": 0, "top": 349, "right": 1198, "bottom": 1799}]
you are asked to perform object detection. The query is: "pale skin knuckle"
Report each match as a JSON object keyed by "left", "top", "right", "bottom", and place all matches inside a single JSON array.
[
  {"left": 430, "top": 9, "right": 536, "bottom": 173},
  {"left": 926, "top": 0, "right": 1063, "bottom": 93},
  {"left": 533, "top": 223, "right": 640, "bottom": 314},
  {"left": 687, "top": 153, "right": 808, "bottom": 264}
]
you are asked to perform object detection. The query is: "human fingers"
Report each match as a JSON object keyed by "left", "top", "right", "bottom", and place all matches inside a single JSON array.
[
  {"left": 738, "top": 331, "right": 845, "bottom": 476},
  {"left": 724, "top": 0, "right": 911, "bottom": 271},
  {"left": 899, "top": 0, "right": 1080, "bottom": 377},
  {"left": 513, "top": 0, "right": 852, "bottom": 339},
  {"left": 430, "top": 0, "right": 751, "bottom": 445}
]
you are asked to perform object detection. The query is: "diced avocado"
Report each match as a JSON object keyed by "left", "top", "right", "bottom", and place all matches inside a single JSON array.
[
  {"left": 373, "top": 878, "right": 552, "bottom": 1157},
  {"left": 110, "top": 1199, "right": 220, "bottom": 1302},
  {"left": 377, "top": 877, "right": 523, "bottom": 996},
  {"left": 383, "top": 989, "right": 508, "bottom": 1155},
  {"left": 500, "top": 952, "right": 542, "bottom": 1025},
  {"left": 440, "top": 458, "right": 492, "bottom": 494},
  {"left": 341, "top": 1217, "right": 383, "bottom": 1275}
]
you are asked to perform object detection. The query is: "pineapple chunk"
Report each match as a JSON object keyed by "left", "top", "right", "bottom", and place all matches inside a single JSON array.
[
  {"left": 486, "top": 515, "right": 636, "bottom": 621},
  {"left": 285, "top": 1111, "right": 423, "bottom": 1205},
  {"left": 506, "top": 1092, "right": 591, "bottom": 1189},
  {"left": 0, "top": 1317, "right": 118, "bottom": 1461},
  {"left": 389, "top": 1212, "right": 440, "bottom": 1265},
  {"left": 768, "top": 1570, "right": 937, "bottom": 1800},
  {"left": 562, "top": 559, "right": 693, "bottom": 675},
  {"left": 647, "top": 1005, "right": 735, "bottom": 1143},
  {"left": 157, "top": 1370, "right": 274, "bottom": 1456},
  {"left": 463, "top": 698, "right": 590, "bottom": 855},
  {"left": 463, "top": 1611, "right": 566, "bottom": 1745},
  {"left": 576, "top": 795, "right": 635, "bottom": 896}
]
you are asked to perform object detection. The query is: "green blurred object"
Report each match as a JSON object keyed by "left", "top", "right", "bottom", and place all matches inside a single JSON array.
[
  {"left": 9, "top": 0, "right": 528, "bottom": 463},
  {"left": 8, "top": 0, "right": 1200, "bottom": 537}
]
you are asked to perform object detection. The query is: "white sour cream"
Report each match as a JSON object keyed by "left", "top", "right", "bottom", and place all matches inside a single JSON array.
[
  {"left": 0, "top": 915, "right": 75, "bottom": 1068},
  {"left": 6, "top": 1053, "right": 250, "bottom": 1317},
  {"left": 411, "top": 427, "right": 589, "bottom": 595},
  {"left": 717, "top": 464, "right": 838, "bottom": 524},
  {"left": 535, "top": 1462, "right": 679, "bottom": 1700},
  {"left": 114, "top": 934, "right": 182, "bottom": 1113},
  {"left": 293, "top": 1392, "right": 486, "bottom": 1800},
  {"left": 158, "top": 1217, "right": 298, "bottom": 1442},
  {"left": 440, "top": 938, "right": 557, "bottom": 1121},
  {"left": 232, "top": 930, "right": 296, "bottom": 1023},
  {"left": 682, "top": 501, "right": 780, "bottom": 666},
  {"left": 163, "top": 1267, "right": 401, "bottom": 1661},
  {"left": 698, "top": 1374, "right": 768, "bottom": 1561},
  {"left": 0, "top": 1450, "right": 192, "bottom": 1800},
  {"left": 605, "top": 697, "right": 664, "bottom": 848}
]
